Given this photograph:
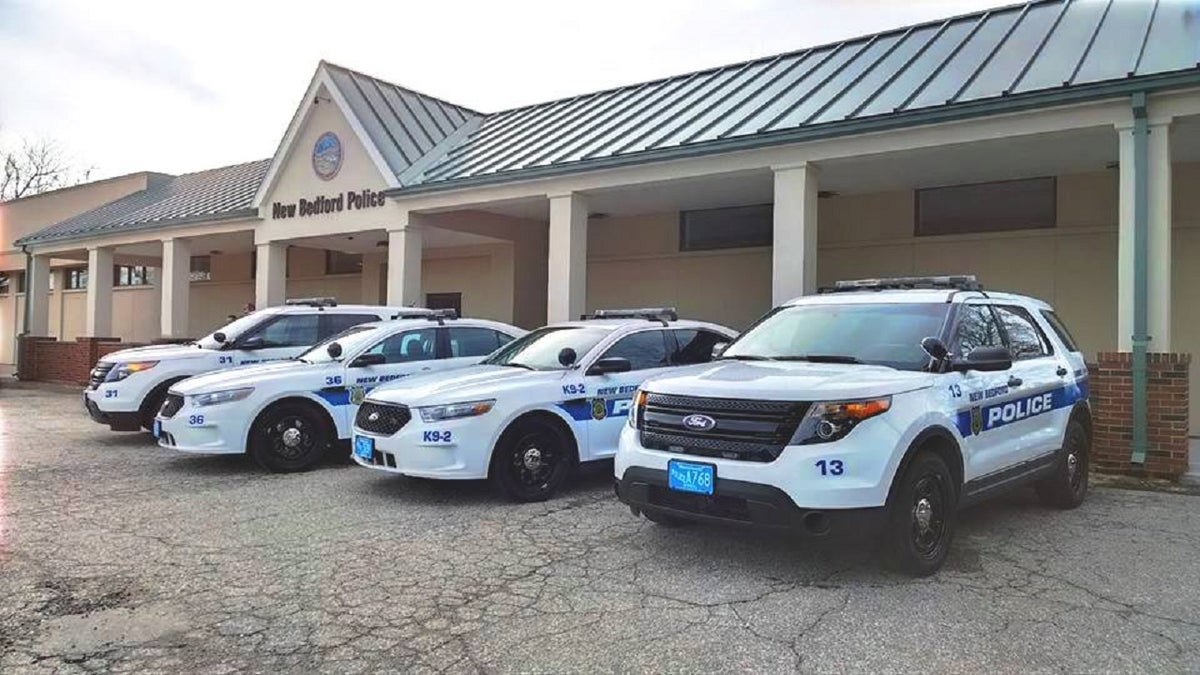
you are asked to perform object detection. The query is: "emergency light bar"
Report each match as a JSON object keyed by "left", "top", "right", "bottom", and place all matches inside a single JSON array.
[
  {"left": 284, "top": 297, "right": 338, "bottom": 307},
  {"left": 821, "top": 275, "right": 982, "bottom": 293},
  {"left": 392, "top": 308, "right": 458, "bottom": 323},
  {"left": 583, "top": 307, "right": 679, "bottom": 323}
]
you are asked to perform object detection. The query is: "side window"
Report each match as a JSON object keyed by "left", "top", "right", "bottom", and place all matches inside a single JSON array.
[
  {"left": 1040, "top": 310, "right": 1080, "bottom": 352},
  {"left": 323, "top": 313, "right": 380, "bottom": 339},
  {"left": 364, "top": 328, "right": 438, "bottom": 364},
  {"left": 952, "top": 305, "right": 1003, "bottom": 360},
  {"left": 599, "top": 330, "right": 669, "bottom": 371},
  {"left": 242, "top": 314, "right": 321, "bottom": 348},
  {"left": 670, "top": 329, "right": 727, "bottom": 365},
  {"left": 448, "top": 327, "right": 507, "bottom": 358},
  {"left": 994, "top": 305, "right": 1051, "bottom": 360}
]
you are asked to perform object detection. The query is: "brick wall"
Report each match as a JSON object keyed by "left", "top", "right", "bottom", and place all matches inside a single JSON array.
[
  {"left": 1090, "top": 352, "right": 1191, "bottom": 480},
  {"left": 17, "top": 335, "right": 137, "bottom": 385}
]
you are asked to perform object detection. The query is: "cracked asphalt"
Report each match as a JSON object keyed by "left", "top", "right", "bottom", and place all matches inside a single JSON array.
[{"left": 1, "top": 386, "right": 1199, "bottom": 673}]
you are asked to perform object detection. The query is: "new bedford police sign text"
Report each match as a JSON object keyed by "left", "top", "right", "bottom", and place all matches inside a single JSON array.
[{"left": 271, "top": 188, "right": 387, "bottom": 220}]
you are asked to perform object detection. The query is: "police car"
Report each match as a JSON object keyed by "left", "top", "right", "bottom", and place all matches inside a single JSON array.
[
  {"left": 351, "top": 309, "right": 738, "bottom": 501},
  {"left": 154, "top": 311, "right": 524, "bottom": 472},
  {"left": 83, "top": 298, "right": 408, "bottom": 433},
  {"left": 615, "top": 277, "right": 1091, "bottom": 576}
]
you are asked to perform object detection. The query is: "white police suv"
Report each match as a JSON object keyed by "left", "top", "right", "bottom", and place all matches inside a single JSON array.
[
  {"left": 84, "top": 298, "right": 409, "bottom": 433},
  {"left": 154, "top": 311, "right": 525, "bottom": 472},
  {"left": 615, "top": 277, "right": 1091, "bottom": 576},
  {"left": 351, "top": 309, "right": 738, "bottom": 501}
]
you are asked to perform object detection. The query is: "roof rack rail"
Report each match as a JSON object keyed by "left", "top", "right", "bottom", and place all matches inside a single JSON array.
[
  {"left": 392, "top": 308, "right": 458, "bottom": 324},
  {"left": 285, "top": 296, "right": 338, "bottom": 307},
  {"left": 818, "top": 275, "right": 983, "bottom": 294},
  {"left": 581, "top": 307, "right": 679, "bottom": 325}
]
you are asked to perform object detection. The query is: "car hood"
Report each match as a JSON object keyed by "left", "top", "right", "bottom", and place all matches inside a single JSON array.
[
  {"left": 641, "top": 360, "right": 934, "bottom": 401},
  {"left": 367, "top": 364, "right": 564, "bottom": 405},
  {"left": 171, "top": 360, "right": 312, "bottom": 394},
  {"left": 101, "top": 343, "right": 207, "bottom": 364}
]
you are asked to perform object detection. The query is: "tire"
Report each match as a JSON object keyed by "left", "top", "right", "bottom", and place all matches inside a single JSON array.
[
  {"left": 489, "top": 418, "right": 575, "bottom": 502},
  {"left": 881, "top": 450, "right": 957, "bottom": 577},
  {"left": 249, "top": 403, "right": 332, "bottom": 473},
  {"left": 1035, "top": 419, "right": 1089, "bottom": 510},
  {"left": 139, "top": 380, "right": 179, "bottom": 431},
  {"left": 642, "top": 508, "right": 689, "bottom": 527}
]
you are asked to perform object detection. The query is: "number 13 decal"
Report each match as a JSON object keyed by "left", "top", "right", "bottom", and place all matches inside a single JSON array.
[{"left": 815, "top": 459, "right": 845, "bottom": 476}]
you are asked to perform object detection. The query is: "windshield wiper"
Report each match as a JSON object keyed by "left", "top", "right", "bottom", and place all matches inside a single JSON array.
[
  {"left": 718, "top": 354, "right": 775, "bottom": 361},
  {"left": 500, "top": 362, "right": 535, "bottom": 370},
  {"left": 775, "top": 354, "right": 864, "bottom": 364}
]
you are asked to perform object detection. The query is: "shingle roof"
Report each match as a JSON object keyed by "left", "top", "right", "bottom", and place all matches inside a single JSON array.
[
  {"left": 17, "top": 159, "right": 270, "bottom": 246},
  {"left": 404, "top": 0, "right": 1200, "bottom": 189}
]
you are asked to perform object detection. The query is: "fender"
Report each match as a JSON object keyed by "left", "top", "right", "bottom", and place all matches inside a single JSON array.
[
  {"left": 242, "top": 392, "right": 342, "bottom": 450},
  {"left": 487, "top": 404, "right": 584, "bottom": 468},
  {"left": 884, "top": 425, "right": 964, "bottom": 510}
]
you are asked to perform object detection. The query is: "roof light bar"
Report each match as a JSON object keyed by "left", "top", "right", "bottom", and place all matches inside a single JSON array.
[
  {"left": 820, "top": 275, "right": 982, "bottom": 294},
  {"left": 392, "top": 308, "right": 458, "bottom": 323},
  {"left": 284, "top": 297, "right": 338, "bottom": 307},
  {"left": 583, "top": 307, "right": 679, "bottom": 323}
]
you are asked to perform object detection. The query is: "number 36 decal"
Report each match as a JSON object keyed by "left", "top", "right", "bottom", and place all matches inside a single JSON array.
[{"left": 815, "top": 459, "right": 845, "bottom": 476}]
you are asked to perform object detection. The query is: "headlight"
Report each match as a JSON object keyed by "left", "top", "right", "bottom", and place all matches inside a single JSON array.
[
  {"left": 791, "top": 396, "right": 891, "bottom": 445},
  {"left": 105, "top": 361, "right": 158, "bottom": 382},
  {"left": 191, "top": 388, "right": 254, "bottom": 407},
  {"left": 418, "top": 399, "right": 495, "bottom": 423},
  {"left": 628, "top": 389, "right": 648, "bottom": 428}
]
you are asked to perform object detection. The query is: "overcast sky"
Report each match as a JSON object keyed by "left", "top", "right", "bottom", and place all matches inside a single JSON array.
[{"left": 0, "top": 0, "right": 1013, "bottom": 179}]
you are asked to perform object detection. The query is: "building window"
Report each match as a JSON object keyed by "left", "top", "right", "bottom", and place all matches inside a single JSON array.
[
  {"left": 915, "top": 177, "right": 1056, "bottom": 237},
  {"left": 190, "top": 256, "right": 212, "bottom": 282},
  {"left": 65, "top": 267, "right": 88, "bottom": 290},
  {"left": 679, "top": 204, "right": 773, "bottom": 252},
  {"left": 114, "top": 265, "right": 151, "bottom": 287},
  {"left": 0, "top": 272, "right": 10, "bottom": 295},
  {"left": 325, "top": 251, "right": 363, "bottom": 275}
]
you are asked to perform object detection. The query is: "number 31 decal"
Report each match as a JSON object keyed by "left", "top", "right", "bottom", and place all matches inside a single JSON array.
[{"left": 815, "top": 459, "right": 845, "bottom": 476}]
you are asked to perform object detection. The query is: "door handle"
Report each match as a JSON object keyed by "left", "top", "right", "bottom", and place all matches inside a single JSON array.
[
  {"left": 1056, "top": 366, "right": 1068, "bottom": 377},
  {"left": 1007, "top": 376, "right": 1023, "bottom": 388}
]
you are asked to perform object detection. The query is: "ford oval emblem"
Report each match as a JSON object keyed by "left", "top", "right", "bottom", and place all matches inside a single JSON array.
[
  {"left": 682, "top": 414, "right": 716, "bottom": 431},
  {"left": 367, "top": 412, "right": 380, "bottom": 422}
]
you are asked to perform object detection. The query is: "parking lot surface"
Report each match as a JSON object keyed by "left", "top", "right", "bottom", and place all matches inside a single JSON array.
[{"left": 1, "top": 385, "right": 1199, "bottom": 673}]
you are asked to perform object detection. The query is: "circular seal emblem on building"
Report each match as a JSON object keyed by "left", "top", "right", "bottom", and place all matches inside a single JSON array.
[{"left": 312, "top": 132, "right": 342, "bottom": 181}]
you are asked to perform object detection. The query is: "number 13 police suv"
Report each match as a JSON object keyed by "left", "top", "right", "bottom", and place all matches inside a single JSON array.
[
  {"left": 615, "top": 277, "right": 1092, "bottom": 576},
  {"left": 351, "top": 309, "right": 737, "bottom": 502}
]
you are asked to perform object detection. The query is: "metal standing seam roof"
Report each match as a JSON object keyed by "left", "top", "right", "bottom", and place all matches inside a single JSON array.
[
  {"left": 16, "top": 159, "right": 271, "bottom": 246},
  {"left": 402, "top": 0, "right": 1200, "bottom": 190}
]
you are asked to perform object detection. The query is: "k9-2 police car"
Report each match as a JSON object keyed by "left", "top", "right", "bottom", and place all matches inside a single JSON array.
[
  {"left": 351, "top": 309, "right": 738, "bottom": 501},
  {"left": 84, "top": 298, "right": 407, "bottom": 433},
  {"left": 615, "top": 277, "right": 1092, "bottom": 576},
  {"left": 154, "top": 311, "right": 524, "bottom": 472}
]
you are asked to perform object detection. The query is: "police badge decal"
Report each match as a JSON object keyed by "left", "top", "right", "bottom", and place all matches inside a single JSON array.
[
  {"left": 591, "top": 398, "right": 607, "bottom": 421},
  {"left": 970, "top": 406, "right": 983, "bottom": 436}
]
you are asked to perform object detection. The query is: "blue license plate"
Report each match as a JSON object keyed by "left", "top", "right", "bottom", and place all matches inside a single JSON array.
[
  {"left": 353, "top": 435, "right": 375, "bottom": 461},
  {"left": 668, "top": 459, "right": 714, "bottom": 495},
  {"left": 152, "top": 420, "right": 161, "bottom": 438}
]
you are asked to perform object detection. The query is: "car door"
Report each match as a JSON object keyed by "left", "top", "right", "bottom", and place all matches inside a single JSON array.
[
  {"left": 945, "top": 302, "right": 1015, "bottom": 481},
  {"left": 445, "top": 326, "right": 518, "bottom": 368},
  {"left": 992, "top": 304, "right": 1063, "bottom": 463},
  {"left": 230, "top": 313, "right": 322, "bottom": 365},
  {"left": 338, "top": 326, "right": 442, "bottom": 430},
  {"left": 583, "top": 328, "right": 673, "bottom": 461}
]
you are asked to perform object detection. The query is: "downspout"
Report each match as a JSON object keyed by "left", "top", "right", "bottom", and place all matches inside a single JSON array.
[{"left": 1130, "top": 92, "right": 1149, "bottom": 465}]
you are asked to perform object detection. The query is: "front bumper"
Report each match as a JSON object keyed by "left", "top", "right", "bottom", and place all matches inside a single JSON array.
[
  {"left": 615, "top": 466, "right": 885, "bottom": 536},
  {"left": 156, "top": 401, "right": 247, "bottom": 455},
  {"left": 352, "top": 414, "right": 499, "bottom": 480},
  {"left": 82, "top": 391, "right": 142, "bottom": 432}
]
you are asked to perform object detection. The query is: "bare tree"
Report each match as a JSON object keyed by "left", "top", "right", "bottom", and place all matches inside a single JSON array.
[{"left": 1, "top": 135, "right": 92, "bottom": 201}]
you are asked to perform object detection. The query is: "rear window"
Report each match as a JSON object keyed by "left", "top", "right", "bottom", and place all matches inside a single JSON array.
[{"left": 1040, "top": 310, "right": 1080, "bottom": 352}]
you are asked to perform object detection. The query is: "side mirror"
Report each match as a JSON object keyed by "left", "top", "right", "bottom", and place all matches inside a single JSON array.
[
  {"left": 712, "top": 342, "right": 729, "bottom": 359},
  {"left": 350, "top": 352, "right": 387, "bottom": 368},
  {"left": 558, "top": 347, "right": 578, "bottom": 368},
  {"left": 952, "top": 346, "right": 1012, "bottom": 373},
  {"left": 212, "top": 332, "right": 227, "bottom": 344},
  {"left": 236, "top": 335, "right": 265, "bottom": 351},
  {"left": 588, "top": 357, "right": 632, "bottom": 376},
  {"left": 920, "top": 336, "right": 948, "bottom": 361},
  {"left": 326, "top": 342, "right": 343, "bottom": 359}
]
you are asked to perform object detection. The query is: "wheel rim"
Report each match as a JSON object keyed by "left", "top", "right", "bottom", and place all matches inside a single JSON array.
[
  {"left": 268, "top": 415, "right": 316, "bottom": 461},
  {"left": 1066, "top": 429, "right": 1087, "bottom": 495},
  {"left": 910, "top": 473, "right": 947, "bottom": 557},
  {"left": 510, "top": 432, "right": 560, "bottom": 489}
]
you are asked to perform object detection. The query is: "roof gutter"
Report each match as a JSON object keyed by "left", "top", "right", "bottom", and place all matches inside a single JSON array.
[
  {"left": 384, "top": 69, "right": 1200, "bottom": 199},
  {"left": 1130, "top": 91, "right": 1150, "bottom": 465},
  {"left": 14, "top": 207, "right": 260, "bottom": 250}
]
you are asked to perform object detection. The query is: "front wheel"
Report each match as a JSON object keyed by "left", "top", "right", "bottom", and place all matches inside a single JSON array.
[
  {"left": 1035, "top": 419, "right": 1089, "bottom": 509},
  {"left": 882, "top": 450, "right": 957, "bottom": 577},
  {"left": 489, "top": 419, "right": 574, "bottom": 502},
  {"left": 249, "top": 403, "right": 331, "bottom": 473}
]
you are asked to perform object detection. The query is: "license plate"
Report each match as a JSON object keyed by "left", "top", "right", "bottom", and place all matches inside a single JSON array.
[
  {"left": 353, "top": 435, "right": 375, "bottom": 461},
  {"left": 668, "top": 459, "right": 715, "bottom": 495},
  {"left": 152, "top": 420, "right": 161, "bottom": 438}
]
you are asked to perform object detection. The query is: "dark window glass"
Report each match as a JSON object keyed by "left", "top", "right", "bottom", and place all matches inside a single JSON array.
[
  {"left": 243, "top": 314, "right": 321, "bottom": 348},
  {"left": 1040, "top": 310, "right": 1080, "bottom": 353},
  {"left": 15, "top": 272, "right": 25, "bottom": 294},
  {"left": 66, "top": 267, "right": 88, "bottom": 290},
  {"left": 325, "top": 251, "right": 363, "bottom": 275},
  {"left": 679, "top": 204, "right": 772, "bottom": 251},
  {"left": 426, "top": 292, "right": 462, "bottom": 315},
  {"left": 670, "top": 329, "right": 727, "bottom": 365},
  {"left": 323, "top": 314, "right": 379, "bottom": 339},
  {"left": 952, "top": 305, "right": 1003, "bottom": 360},
  {"left": 114, "top": 265, "right": 151, "bottom": 287},
  {"left": 0, "top": 272, "right": 9, "bottom": 295},
  {"left": 994, "top": 305, "right": 1051, "bottom": 360},
  {"left": 365, "top": 328, "right": 438, "bottom": 364},
  {"left": 484, "top": 327, "right": 612, "bottom": 371},
  {"left": 601, "top": 330, "right": 669, "bottom": 371},
  {"left": 190, "top": 256, "right": 212, "bottom": 282},
  {"left": 448, "top": 327, "right": 510, "bottom": 358},
  {"left": 916, "top": 178, "right": 1055, "bottom": 236}
]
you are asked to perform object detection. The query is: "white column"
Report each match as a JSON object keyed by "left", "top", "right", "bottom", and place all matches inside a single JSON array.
[
  {"left": 387, "top": 216, "right": 424, "bottom": 307},
  {"left": 86, "top": 246, "right": 114, "bottom": 337},
  {"left": 360, "top": 252, "right": 386, "bottom": 305},
  {"left": 1117, "top": 122, "right": 1135, "bottom": 351},
  {"left": 50, "top": 267, "right": 65, "bottom": 339},
  {"left": 25, "top": 254, "right": 51, "bottom": 336},
  {"left": 160, "top": 238, "right": 191, "bottom": 338},
  {"left": 772, "top": 163, "right": 819, "bottom": 304},
  {"left": 547, "top": 192, "right": 587, "bottom": 323},
  {"left": 255, "top": 242, "right": 286, "bottom": 309}
]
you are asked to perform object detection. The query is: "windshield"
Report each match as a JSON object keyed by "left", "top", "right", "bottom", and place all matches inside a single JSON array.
[
  {"left": 483, "top": 326, "right": 612, "bottom": 371},
  {"left": 196, "top": 312, "right": 270, "bottom": 349},
  {"left": 297, "top": 325, "right": 380, "bottom": 364},
  {"left": 722, "top": 302, "right": 950, "bottom": 371}
]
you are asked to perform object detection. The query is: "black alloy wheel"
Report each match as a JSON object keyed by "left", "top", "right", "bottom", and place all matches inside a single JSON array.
[
  {"left": 250, "top": 404, "right": 329, "bottom": 473},
  {"left": 882, "top": 450, "right": 957, "bottom": 576},
  {"left": 1036, "top": 419, "right": 1090, "bottom": 509},
  {"left": 490, "top": 420, "right": 573, "bottom": 502}
]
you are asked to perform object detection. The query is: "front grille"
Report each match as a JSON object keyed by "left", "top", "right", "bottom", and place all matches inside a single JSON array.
[
  {"left": 160, "top": 393, "right": 184, "bottom": 419},
  {"left": 639, "top": 393, "right": 810, "bottom": 463},
  {"left": 355, "top": 402, "right": 411, "bottom": 436},
  {"left": 648, "top": 485, "right": 752, "bottom": 522},
  {"left": 88, "top": 362, "right": 115, "bottom": 390},
  {"left": 360, "top": 448, "right": 398, "bottom": 469}
]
